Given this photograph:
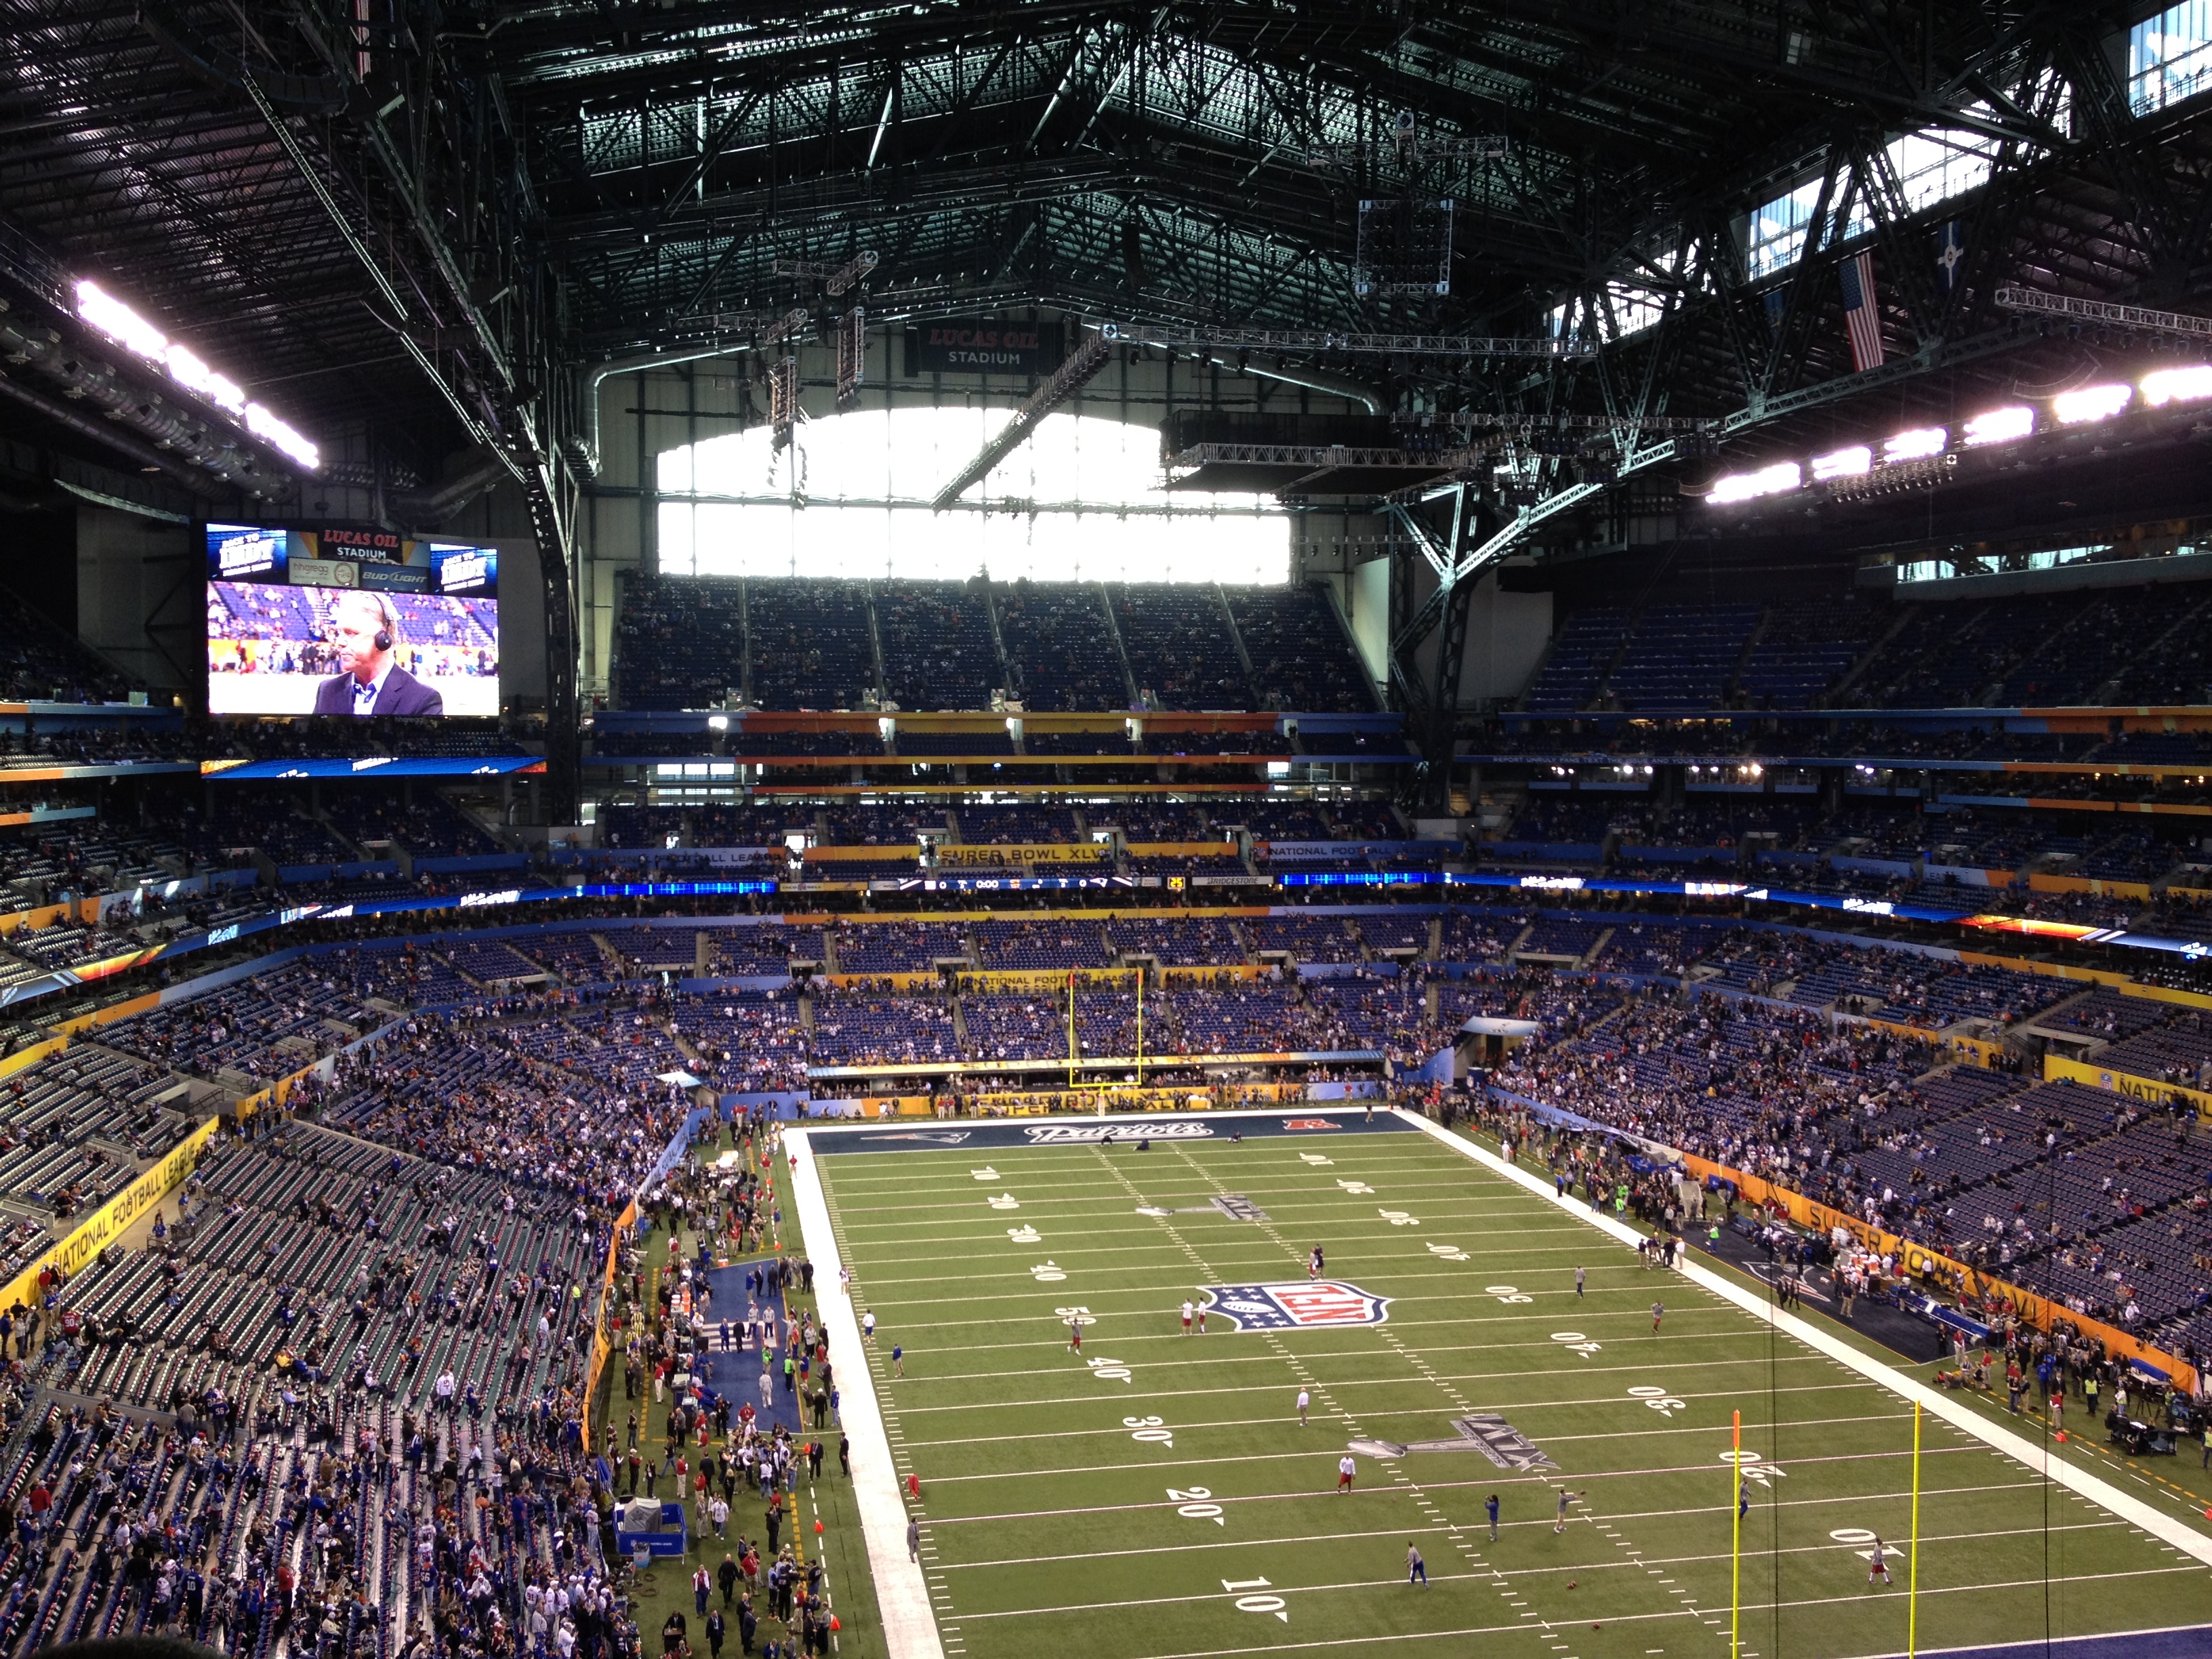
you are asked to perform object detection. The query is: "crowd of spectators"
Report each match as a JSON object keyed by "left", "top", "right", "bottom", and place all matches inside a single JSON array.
[
  {"left": 809, "top": 988, "right": 958, "bottom": 1066},
  {"left": 100, "top": 962, "right": 380, "bottom": 1082}
]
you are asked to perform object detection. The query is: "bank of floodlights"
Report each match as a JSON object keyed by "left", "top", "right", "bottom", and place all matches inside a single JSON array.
[
  {"left": 74, "top": 279, "right": 321, "bottom": 470},
  {"left": 1705, "top": 362, "right": 2212, "bottom": 509}
]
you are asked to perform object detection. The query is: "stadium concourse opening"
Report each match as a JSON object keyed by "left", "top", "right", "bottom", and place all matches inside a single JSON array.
[{"left": 14, "top": 2, "right": 2212, "bottom": 1656}]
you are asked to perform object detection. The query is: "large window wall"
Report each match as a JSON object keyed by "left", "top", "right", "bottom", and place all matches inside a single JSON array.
[
  {"left": 655, "top": 407, "right": 1289, "bottom": 583},
  {"left": 1742, "top": 79, "right": 2070, "bottom": 280},
  {"left": 2132, "top": 1, "right": 2212, "bottom": 114}
]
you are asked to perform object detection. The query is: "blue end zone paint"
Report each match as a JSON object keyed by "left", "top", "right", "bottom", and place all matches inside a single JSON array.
[
  {"left": 804, "top": 1107, "right": 1419, "bottom": 1154},
  {"left": 1870, "top": 1629, "right": 2212, "bottom": 1659}
]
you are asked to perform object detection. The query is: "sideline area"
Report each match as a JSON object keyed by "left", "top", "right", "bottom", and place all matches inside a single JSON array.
[{"left": 787, "top": 1127, "right": 947, "bottom": 1659}]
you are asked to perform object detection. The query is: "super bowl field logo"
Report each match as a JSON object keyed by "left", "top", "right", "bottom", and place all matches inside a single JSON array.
[{"left": 1199, "top": 1282, "right": 1390, "bottom": 1330}]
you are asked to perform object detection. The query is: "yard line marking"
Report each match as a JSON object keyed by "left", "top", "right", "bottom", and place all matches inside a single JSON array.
[
  {"left": 895, "top": 1405, "right": 1902, "bottom": 1451},
  {"left": 915, "top": 1437, "right": 1989, "bottom": 1486},
  {"left": 1407, "top": 1109, "right": 2212, "bottom": 1565},
  {"left": 862, "top": 1319, "right": 1866, "bottom": 1365},
  {"left": 923, "top": 1473, "right": 2043, "bottom": 1528},
  {"left": 821, "top": 1113, "right": 2212, "bottom": 1658}
]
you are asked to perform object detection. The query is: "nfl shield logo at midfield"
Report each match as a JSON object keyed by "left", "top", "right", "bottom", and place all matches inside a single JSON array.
[{"left": 1200, "top": 1282, "right": 1390, "bottom": 1330}]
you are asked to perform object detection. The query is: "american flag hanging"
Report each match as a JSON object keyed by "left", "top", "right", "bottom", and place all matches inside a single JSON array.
[{"left": 1839, "top": 250, "right": 1884, "bottom": 372}]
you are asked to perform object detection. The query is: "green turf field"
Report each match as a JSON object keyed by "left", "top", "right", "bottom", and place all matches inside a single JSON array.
[{"left": 808, "top": 1116, "right": 2212, "bottom": 1659}]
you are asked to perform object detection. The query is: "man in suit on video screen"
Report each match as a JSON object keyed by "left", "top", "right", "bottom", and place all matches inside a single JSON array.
[{"left": 312, "top": 590, "right": 445, "bottom": 716}]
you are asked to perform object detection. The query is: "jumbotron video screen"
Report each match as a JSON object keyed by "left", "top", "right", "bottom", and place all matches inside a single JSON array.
[{"left": 204, "top": 523, "right": 500, "bottom": 717}]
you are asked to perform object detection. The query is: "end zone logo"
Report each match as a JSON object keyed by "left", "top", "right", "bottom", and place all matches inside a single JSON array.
[
  {"left": 1025, "top": 1122, "right": 1214, "bottom": 1143},
  {"left": 1200, "top": 1282, "right": 1390, "bottom": 1330},
  {"left": 1280, "top": 1118, "right": 1340, "bottom": 1130}
]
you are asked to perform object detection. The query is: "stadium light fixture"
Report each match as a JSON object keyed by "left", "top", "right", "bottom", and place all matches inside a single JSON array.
[
  {"left": 162, "top": 344, "right": 247, "bottom": 415},
  {"left": 1882, "top": 427, "right": 1947, "bottom": 463},
  {"left": 1963, "top": 407, "right": 2034, "bottom": 446},
  {"left": 2139, "top": 365, "right": 2212, "bottom": 406},
  {"left": 73, "top": 279, "right": 321, "bottom": 470},
  {"left": 1809, "top": 445, "right": 1871, "bottom": 480},
  {"left": 1707, "top": 461, "right": 1801, "bottom": 504},
  {"left": 2051, "top": 383, "right": 2131, "bottom": 425}
]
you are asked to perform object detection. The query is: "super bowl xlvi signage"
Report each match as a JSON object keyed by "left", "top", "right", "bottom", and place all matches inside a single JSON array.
[{"left": 1199, "top": 1282, "right": 1391, "bottom": 1330}]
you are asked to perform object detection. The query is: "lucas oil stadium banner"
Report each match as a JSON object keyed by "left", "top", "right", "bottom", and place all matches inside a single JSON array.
[{"left": 907, "top": 316, "right": 1063, "bottom": 374}]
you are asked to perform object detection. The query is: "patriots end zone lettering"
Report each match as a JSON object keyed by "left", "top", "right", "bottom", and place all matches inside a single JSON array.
[{"left": 1200, "top": 1281, "right": 1390, "bottom": 1330}]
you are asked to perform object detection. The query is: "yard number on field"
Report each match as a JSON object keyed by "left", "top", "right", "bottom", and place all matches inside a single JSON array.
[
  {"left": 1830, "top": 1528, "right": 1881, "bottom": 1560},
  {"left": 970, "top": 1168, "right": 998, "bottom": 1181},
  {"left": 1722, "top": 1449, "right": 1788, "bottom": 1487},
  {"left": 1168, "top": 1486, "right": 1223, "bottom": 1524},
  {"left": 1551, "top": 1330, "right": 1602, "bottom": 1357},
  {"left": 1336, "top": 1179, "right": 1374, "bottom": 1195},
  {"left": 1055, "top": 1305, "right": 1097, "bottom": 1327},
  {"left": 988, "top": 1193, "right": 1021, "bottom": 1210},
  {"left": 1299, "top": 1153, "right": 1334, "bottom": 1166},
  {"left": 1126, "top": 1415, "right": 1174, "bottom": 1447},
  {"left": 1031, "top": 1261, "right": 1066, "bottom": 1282},
  {"left": 1629, "top": 1385, "right": 1685, "bottom": 1416},
  {"left": 1378, "top": 1208, "right": 1419, "bottom": 1227},
  {"left": 1087, "top": 1355, "right": 1133, "bottom": 1384},
  {"left": 1007, "top": 1225, "right": 1041, "bottom": 1243},
  {"left": 1486, "top": 1284, "right": 1533, "bottom": 1303},
  {"left": 1221, "top": 1578, "right": 1288, "bottom": 1621},
  {"left": 1427, "top": 1242, "right": 1470, "bottom": 1262}
]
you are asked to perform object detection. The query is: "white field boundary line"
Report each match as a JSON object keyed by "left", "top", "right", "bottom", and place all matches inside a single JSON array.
[
  {"left": 1399, "top": 1107, "right": 2212, "bottom": 1565},
  {"left": 787, "top": 1128, "right": 945, "bottom": 1659}
]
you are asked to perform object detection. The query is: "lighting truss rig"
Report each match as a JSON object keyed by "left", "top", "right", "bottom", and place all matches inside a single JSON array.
[
  {"left": 1093, "top": 323, "right": 1597, "bottom": 359},
  {"left": 1824, "top": 451, "right": 1957, "bottom": 503},
  {"left": 769, "top": 356, "right": 800, "bottom": 453},
  {"left": 836, "top": 306, "right": 865, "bottom": 409},
  {"left": 1164, "top": 441, "right": 1494, "bottom": 486},
  {"left": 1308, "top": 117, "right": 1511, "bottom": 169},
  {"left": 1994, "top": 287, "right": 2212, "bottom": 342},
  {"left": 931, "top": 335, "right": 1112, "bottom": 509},
  {"left": 1401, "top": 411, "right": 1715, "bottom": 432},
  {"left": 758, "top": 308, "right": 812, "bottom": 349},
  {"left": 771, "top": 251, "right": 880, "bottom": 296}
]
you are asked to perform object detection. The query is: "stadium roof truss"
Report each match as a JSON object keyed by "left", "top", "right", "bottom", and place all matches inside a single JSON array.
[
  {"left": 7, "top": 0, "right": 2212, "bottom": 810},
  {"left": 6, "top": 1, "right": 2208, "bottom": 470}
]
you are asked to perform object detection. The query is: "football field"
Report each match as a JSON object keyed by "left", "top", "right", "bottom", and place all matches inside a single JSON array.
[{"left": 798, "top": 1110, "right": 2212, "bottom": 1659}]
